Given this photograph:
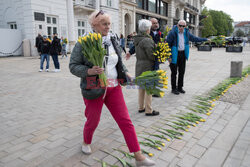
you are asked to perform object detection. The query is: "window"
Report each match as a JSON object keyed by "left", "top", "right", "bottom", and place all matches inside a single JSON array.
[
  {"left": 34, "top": 12, "right": 45, "bottom": 21},
  {"left": 137, "top": 0, "right": 143, "bottom": 9},
  {"left": 52, "top": 18, "right": 57, "bottom": 24},
  {"left": 46, "top": 16, "right": 58, "bottom": 39},
  {"left": 107, "top": 0, "right": 111, "bottom": 7},
  {"left": 159, "top": 1, "right": 168, "bottom": 16},
  {"left": 148, "top": 0, "right": 156, "bottom": 13},
  {"left": 77, "top": 20, "right": 86, "bottom": 37},
  {"left": 47, "top": 16, "right": 57, "bottom": 25},
  {"left": 47, "top": 27, "right": 52, "bottom": 38},
  {"left": 47, "top": 17, "right": 51, "bottom": 24},
  {"left": 186, "top": 13, "right": 190, "bottom": 23},
  {"left": 9, "top": 23, "right": 17, "bottom": 29}
]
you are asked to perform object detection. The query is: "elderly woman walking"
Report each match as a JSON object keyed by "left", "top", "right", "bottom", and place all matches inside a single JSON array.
[
  {"left": 134, "top": 19, "right": 160, "bottom": 116},
  {"left": 69, "top": 11, "right": 155, "bottom": 166}
]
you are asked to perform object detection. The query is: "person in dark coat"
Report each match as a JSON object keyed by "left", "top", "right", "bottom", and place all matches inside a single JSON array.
[
  {"left": 125, "top": 18, "right": 163, "bottom": 70},
  {"left": 35, "top": 33, "right": 43, "bottom": 58},
  {"left": 134, "top": 19, "right": 160, "bottom": 116},
  {"left": 39, "top": 35, "right": 51, "bottom": 72},
  {"left": 50, "top": 33, "right": 62, "bottom": 72}
]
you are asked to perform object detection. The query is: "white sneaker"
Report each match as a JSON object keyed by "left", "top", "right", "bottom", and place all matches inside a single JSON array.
[
  {"left": 81, "top": 144, "right": 92, "bottom": 154},
  {"left": 46, "top": 69, "right": 49, "bottom": 72},
  {"left": 39, "top": 69, "right": 43, "bottom": 72},
  {"left": 135, "top": 158, "right": 155, "bottom": 166}
]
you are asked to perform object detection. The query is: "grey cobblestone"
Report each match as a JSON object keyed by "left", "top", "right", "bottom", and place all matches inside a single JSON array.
[
  {"left": 6, "top": 141, "right": 32, "bottom": 153},
  {"left": 204, "top": 129, "right": 219, "bottom": 139},
  {"left": 0, "top": 47, "right": 250, "bottom": 166},
  {"left": 211, "top": 123, "right": 225, "bottom": 132},
  {"left": 4, "top": 158, "right": 27, "bottom": 167},
  {"left": 21, "top": 148, "right": 48, "bottom": 161},
  {"left": 177, "top": 146, "right": 190, "bottom": 159},
  {"left": 223, "top": 157, "right": 241, "bottom": 167},
  {"left": 159, "top": 148, "right": 178, "bottom": 162},
  {"left": 197, "top": 136, "right": 214, "bottom": 148},
  {"left": 229, "top": 146, "right": 247, "bottom": 160},
  {"left": 45, "top": 138, "right": 67, "bottom": 149},
  {"left": 188, "top": 144, "right": 206, "bottom": 158},
  {"left": 177, "top": 154, "right": 198, "bottom": 167},
  {"left": 169, "top": 140, "right": 186, "bottom": 151},
  {"left": 192, "top": 130, "right": 205, "bottom": 140}
]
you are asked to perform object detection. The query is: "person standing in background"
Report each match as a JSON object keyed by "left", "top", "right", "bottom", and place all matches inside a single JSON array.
[
  {"left": 120, "top": 34, "right": 126, "bottom": 54},
  {"left": 39, "top": 35, "right": 51, "bottom": 72},
  {"left": 35, "top": 33, "right": 43, "bottom": 59},
  {"left": 166, "top": 20, "right": 209, "bottom": 95},
  {"left": 61, "top": 36, "right": 68, "bottom": 58},
  {"left": 50, "top": 33, "right": 62, "bottom": 72}
]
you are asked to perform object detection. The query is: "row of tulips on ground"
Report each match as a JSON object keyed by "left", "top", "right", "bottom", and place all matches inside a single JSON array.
[{"left": 94, "top": 65, "right": 250, "bottom": 167}]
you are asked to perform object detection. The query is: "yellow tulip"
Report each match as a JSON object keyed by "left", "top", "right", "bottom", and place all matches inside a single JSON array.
[
  {"left": 93, "top": 33, "right": 98, "bottom": 40},
  {"left": 77, "top": 38, "right": 82, "bottom": 43},
  {"left": 148, "top": 153, "right": 154, "bottom": 157},
  {"left": 163, "top": 86, "right": 168, "bottom": 89},
  {"left": 160, "top": 92, "right": 165, "bottom": 97}
]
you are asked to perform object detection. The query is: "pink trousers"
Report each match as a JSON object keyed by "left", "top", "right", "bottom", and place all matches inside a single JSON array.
[{"left": 83, "top": 86, "right": 140, "bottom": 153}]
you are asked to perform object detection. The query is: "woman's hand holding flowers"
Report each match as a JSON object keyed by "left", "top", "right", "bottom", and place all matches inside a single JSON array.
[{"left": 88, "top": 66, "right": 104, "bottom": 75}]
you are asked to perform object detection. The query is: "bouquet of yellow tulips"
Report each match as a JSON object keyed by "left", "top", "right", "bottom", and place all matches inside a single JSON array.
[
  {"left": 153, "top": 42, "right": 172, "bottom": 63},
  {"left": 78, "top": 33, "right": 107, "bottom": 87},
  {"left": 134, "top": 70, "right": 168, "bottom": 97},
  {"left": 162, "top": 26, "right": 171, "bottom": 40}
]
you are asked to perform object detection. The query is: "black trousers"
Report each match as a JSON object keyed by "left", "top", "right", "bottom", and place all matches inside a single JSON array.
[{"left": 170, "top": 51, "right": 186, "bottom": 90}]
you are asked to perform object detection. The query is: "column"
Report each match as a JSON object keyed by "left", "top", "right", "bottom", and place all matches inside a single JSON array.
[
  {"left": 67, "top": 0, "right": 76, "bottom": 52},
  {"left": 95, "top": 0, "right": 100, "bottom": 11},
  {"left": 168, "top": 0, "right": 174, "bottom": 28}
]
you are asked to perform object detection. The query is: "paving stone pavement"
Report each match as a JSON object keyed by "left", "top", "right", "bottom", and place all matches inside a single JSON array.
[{"left": 0, "top": 46, "right": 250, "bottom": 167}]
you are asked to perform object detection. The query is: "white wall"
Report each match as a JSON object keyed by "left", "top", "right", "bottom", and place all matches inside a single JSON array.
[
  {"left": 100, "top": 0, "right": 120, "bottom": 35},
  {"left": 30, "top": 0, "right": 68, "bottom": 56},
  {"left": 0, "top": 29, "right": 23, "bottom": 56}
]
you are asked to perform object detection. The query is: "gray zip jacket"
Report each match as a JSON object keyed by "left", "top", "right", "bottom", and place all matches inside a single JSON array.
[{"left": 69, "top": 33, "right": 128, "bottom": 100}]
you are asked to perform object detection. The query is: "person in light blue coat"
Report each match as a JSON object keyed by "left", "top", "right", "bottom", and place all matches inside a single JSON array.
[{"left": 167, "top": 20, "right": 209, "bottom": 95}]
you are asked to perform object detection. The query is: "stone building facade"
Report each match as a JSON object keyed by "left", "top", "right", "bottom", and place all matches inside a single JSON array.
[{"left": 0, "top": 0, "right": 205, "bottom": 56}]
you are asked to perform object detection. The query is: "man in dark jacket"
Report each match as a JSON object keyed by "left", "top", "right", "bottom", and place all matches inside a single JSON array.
[
  {"left": 50, "top": 33, "right": 62, "bottom": 72},
  {"left": 166, "top": 20, "right": 208, "bottom": 95},
  {"left": 149, "top": 18, "right": 163, "bottom": 70},
  {"left": 35, "top": 33, "right": 43, "bottom": 58},
  {"left": 39, "top": 35, "right": 51, "bottom": 72}
]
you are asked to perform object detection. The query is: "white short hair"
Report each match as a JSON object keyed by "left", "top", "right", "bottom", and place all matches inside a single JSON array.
[
  {"left": 138, "top": 19, "right": 152, "bottom": 33},
  {"left": 178, "top": 20, "right": 186, "bottom": 25}
]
